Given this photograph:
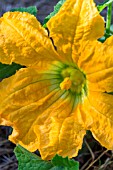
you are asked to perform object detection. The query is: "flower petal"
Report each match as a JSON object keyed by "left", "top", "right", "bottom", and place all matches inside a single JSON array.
[
  {"left": 47, "top": 0, "right": 104, "bottom": 64},
  {"left": 78, "top": 37, "right": 113, "bottom": 74},
  {"left": 87, "top": 67, "right": 113, "bottom": 92},
  {"left": 34, "top": 98, "right": 86, "bottom": 160},
  {"left": 0, "top": 65, "right": 64, "bottom": 151},
  {"left": 0, "top": 12, "right": 59, "bottom": 67},
  {"left": 82, "top": 91, "right": 113, "bottom": 150},
  {"left": 78, "top": 36, "right": 113, "bottom": 92},
  {"left": 0, "top": 65, "right": 86, "bottom": 159}
]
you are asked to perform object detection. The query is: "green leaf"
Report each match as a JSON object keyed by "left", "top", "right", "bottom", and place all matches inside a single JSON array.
[
  {"left": 0, "top": 62, "right": 23, "bottom": 79},
  {"left": 14, "top": 145, "right": 79, "bottom": 170},
  {"left": 97, "top": 0, "right": 113, "bottom": 12},
  {"left": 52, "top": 154, "right": 79, "bottom": 170},
  {"left": 50, "top": 167, "right": 65, "bottom": 170},
  {"left": 10, "top": 6, "right": 37, "bottom": 16},
  {"left": 43, "top": 0, "right": 66, "bottom": 27},
  {"left": 14, "top": 145, "right": 53, "bottom": 170}
]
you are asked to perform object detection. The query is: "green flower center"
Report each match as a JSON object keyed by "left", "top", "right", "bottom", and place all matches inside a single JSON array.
[{"left": 60, "top": 67, "right": 86, "bottom": 94}]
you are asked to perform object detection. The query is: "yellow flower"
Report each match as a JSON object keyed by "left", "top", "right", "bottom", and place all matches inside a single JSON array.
[{"left": 0, "top": 0, "right": 113, "bottom": 160}]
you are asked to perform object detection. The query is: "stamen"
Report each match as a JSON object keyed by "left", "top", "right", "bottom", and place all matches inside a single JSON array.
[
  {"left": 60, "top": 66, "right": 86, "bottom": 94},
  {"left": 60, "top": 77, "right": 72, "bottom": 90}
]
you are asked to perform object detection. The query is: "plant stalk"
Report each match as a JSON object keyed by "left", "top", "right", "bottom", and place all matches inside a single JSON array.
[{"left": 106, "top": 3, "right": 112, "bottom": 34}]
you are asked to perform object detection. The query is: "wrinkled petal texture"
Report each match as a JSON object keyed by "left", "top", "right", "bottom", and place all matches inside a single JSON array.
[
  {"left": 78, "top": 37, "right": 113, "bottom": 93},
  {"left": 0, "top": 64, "right": 86, "bottom": 160},
  {"left": 0, "top": 64, "right": 63, "bottom": 151},
  {"left": 0, "top": 12, "right": 60, "bottom": 66},
  {"left": 78, "top": 36, "right": 113, "bottom": 150},
  {"left": 47, "top": 0, "right": 104, "bottom": 64},
  {"left": 81, "top": 91, "right": 113, "bottom": 150},
  {"left": 34, "top": 116, "right": 86, "bottom": 160}
]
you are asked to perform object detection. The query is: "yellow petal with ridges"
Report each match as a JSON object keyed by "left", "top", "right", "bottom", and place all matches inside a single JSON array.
[
  {"left": 88, "top": 91, "right": 113, "bottom": 123},
  {"left": 34, "top": 94, "right": 86, "bottom": 160},
  {"left": 78, "top": 37, "right": 113, "bottom": 92},
  {"left": 0, "top": 12, "right": 60, "bottom": 67},
  {"left": 0, "top": 64, "right": 66, "bottom": 151},
  {"left": 56, "top": 116, "right": 86, "bottom": 158},
  {"left": 47, "top": 0, "right": 104, "bottom": 64},
  {"left": 82, "top": 91, "right": 113, "bottom": 150},
  {"left": 87, "top": 67, "right": 113, "bottom": 92},
  {"left": 78, "top": 38, "right": 113, "bottom": 74}
]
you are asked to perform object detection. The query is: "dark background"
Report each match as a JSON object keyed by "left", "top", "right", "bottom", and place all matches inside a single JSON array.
[{"left": 0, "top": 0, "right": 59, "bottom": 23}]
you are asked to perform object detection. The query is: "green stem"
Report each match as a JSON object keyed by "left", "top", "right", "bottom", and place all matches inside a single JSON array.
[{"left": 106, "top": 3, "right": 112, "bottom": 34}]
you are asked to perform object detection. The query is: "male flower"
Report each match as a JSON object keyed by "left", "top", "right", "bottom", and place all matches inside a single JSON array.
[{"left": 0, "top": 0, "right": 113, "bottom": 160}]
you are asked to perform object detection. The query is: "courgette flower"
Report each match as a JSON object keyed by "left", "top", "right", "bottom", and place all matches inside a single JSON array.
[{"left": 0, "top": 0, "right": 113, "bottom": 160}]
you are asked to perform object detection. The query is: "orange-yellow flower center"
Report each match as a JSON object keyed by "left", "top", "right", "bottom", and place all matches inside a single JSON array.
[{"left": 60, "top": 67, "right": 86, "bottom": 94}]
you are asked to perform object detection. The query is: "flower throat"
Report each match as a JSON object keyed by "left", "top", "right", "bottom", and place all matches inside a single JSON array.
[{"left": 60, "top": 67, "right": 86, "bottom": 94}]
